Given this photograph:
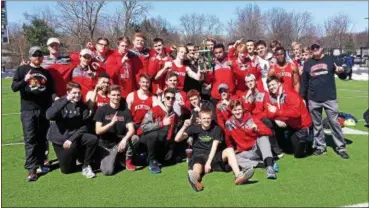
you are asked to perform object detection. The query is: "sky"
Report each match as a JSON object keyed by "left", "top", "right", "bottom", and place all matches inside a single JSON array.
[{"left": 4, "top": 1, "right": 369, "bottom": 33}]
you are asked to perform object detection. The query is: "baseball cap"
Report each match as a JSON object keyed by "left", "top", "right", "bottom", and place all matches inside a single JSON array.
[
  {"left": 80, "top": 49, "right": 93, "bottom": 56},
  {"left": 218, "top": 83, "right": 229, "bottom": 92},
  {"left": 47, "top": 37, "right": 60, "bottom": 46},
  {"left": 29, "top": 46, "right": 43, "bottom": 57},
  {"left": 311, "top": 40, "right": 323, "bottom": 50}
]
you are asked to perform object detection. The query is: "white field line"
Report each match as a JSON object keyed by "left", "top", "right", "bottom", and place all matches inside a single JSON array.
[
  {"left": 1, "top": 142, "right": 24, "bottom": 146},
  {"left": 343, "top": 202, "right": 369, "bottom": 207}
]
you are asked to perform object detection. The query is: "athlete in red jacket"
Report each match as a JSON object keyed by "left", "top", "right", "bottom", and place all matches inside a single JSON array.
[
  {"left": 138, "top": 88, "right": 179, "bottom": 174},
  {"left": 224, "top": 99, "right": 277, "bottom": 179},
  {"left": 105, "top": 37, "right": 141, "bottom": 98},
  {"left": 85, "top": 72, "right": 110, "bottom": 112},
  {"left": 215, "top": 83, "right": 238, "bottom": 132},
  {"left": 129, "top": 33, "right": 151, "bottom": 75},
  {"left": 265, "top": 75, "right": 313, "bottom": 158}
]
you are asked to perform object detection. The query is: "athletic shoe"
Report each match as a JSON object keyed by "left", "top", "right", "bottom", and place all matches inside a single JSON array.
[
  {"left": 149, "top": 160, "right": 161, "bottom": 174},
  {"left": 338, "top": 151, "right": 350, "bottom": 159},
  {"left": 266, "top": 166, "right": 277, "bottom": 180},
  {"left": 277, "top": 153, "right": 284, "bottom": 159},
  {"left": 27, "top": 173, "right": 38, "bottom": 182},
  {"left": 82, "top": 165, "right": 96, "bottom": 179},
  {"left": 273, "top": 163, "right": 279, "bottom": 173},
  {"left": 234, "top": 167, "right": 255, "bottom": 185},
  {"left": 313, "top": 148, "right": 327, "bottom": 156},
  {"left": 36, "top": 165, "right": 50, "bottom": 175},
  {"left": 187, "top": 170, "right": 203, "bottom": 192},
  {"left": 44, "top": 159, "right": 50, "bottom": 166},
  {"left": 125, "top": 159, "right": 136, "bottom": 171}
]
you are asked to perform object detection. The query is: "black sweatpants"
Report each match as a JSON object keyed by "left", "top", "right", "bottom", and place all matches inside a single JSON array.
[
  {"left": 21, "top": 110, "right": 49, "bottom": 173},
  {"left": 52, "top": 133, "right": 98, "bottom": 174},
  {"left": 261, "top": 118, "right": 282, "bottom": 155},
  {"left": 275, "top": 126, "right": 310, "bottom": 158},
  {"left": 139, "top": 126, "right": 172, "bottom": 162}
]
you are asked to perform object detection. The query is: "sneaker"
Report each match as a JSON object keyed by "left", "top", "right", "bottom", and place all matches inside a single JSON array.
[
  {"left": 44, "top": 159, "right": 50, "bottom": 166},
  {"left": 314, "top": 148, "right": 327, "bottom": 156},
  {"left": 82, "top": 165, "right": 96, "bottom": 179},
  {"left": 149, "top": 160, "right": 161, "bottom": 174},
  {"left": 187, "top": 170, "right": 203, "bottom": 192},
  {"left": 27, "top": 173, "right": 38, "bottom": 182},
  {"left": 234, "top": 167, "right": 255, "bottom": 185},
  {"left": 266, "top": 166, "right": 277, "bottom": 180},
  {"left": 125, "top": 159, "right": 136, "bottom": 171},
  {"left": 338, "top": 151, "right": 349, "bottom": 159},
  {"left": 273, "top": 163, "right": 279, "bottom": 173},
  {"left": 277, "top": 153, "right": 284, "bottom": 159},
  {"left": 36, "top": 165, "right": 50, "bottom": 175}
]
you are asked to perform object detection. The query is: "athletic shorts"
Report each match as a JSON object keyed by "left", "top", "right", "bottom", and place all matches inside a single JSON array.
[{"left": 188, "top": 150, "right": 231, "bottom": 172}]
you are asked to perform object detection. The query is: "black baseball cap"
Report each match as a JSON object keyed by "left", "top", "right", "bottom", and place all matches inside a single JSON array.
[{"left": 311, "top": 44, "right": 321, "bottom": 50}]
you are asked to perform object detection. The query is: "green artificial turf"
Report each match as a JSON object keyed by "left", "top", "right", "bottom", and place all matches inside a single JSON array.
[{"left": 1, "top": 78, "right": 368, "bottom": 207}]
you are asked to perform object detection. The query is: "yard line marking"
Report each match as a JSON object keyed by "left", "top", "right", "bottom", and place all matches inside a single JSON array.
[
  {"left": 340, "top": 96, "right": 368, "bottom": 99},
  {"left": 338, "top": 89, "right": 368, "bottom": 93},
  {"left": 1, "top": 112, "right": 20, "bottom": 116},
  {"left": 1, "top": 142, "right": 24, "bottom": 146}
]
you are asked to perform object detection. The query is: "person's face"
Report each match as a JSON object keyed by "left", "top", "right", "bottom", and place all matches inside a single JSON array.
[
  {"left": 67, "top": 88, "right": 82, "bottom": 103},
  {"left": 238, "top": 52, "right": 246, "bottom": 62},
  {"left": 118, "top": 41, "right": 129, "bottom": 54},
  {"left": 153, "top": 41, "right": 163, "bottom": 54},
  {"left": 293, "top": 46, "right": 301, "bottom": 58},
  {"left": 246, "top": 41, "right": 255, "bottom": 54},
  {"left": 256, "top": 45, "right": 266, "bottom": 57},
  {"left": 267, "top": 80, "right": 280, "bottom": 95},
  {"left": 48, "top": 42, "right": 60, "bottom": 54},
  {"left": 193, "top": 48, "right": 200, "bottom": 59},
  {"left": 96, "top": 40, "right": 109, "bottom": 54},
  {"left": 98, "top": 77, "right": 110, "bottom": 92},
  {"left": 30, "top": 51, "right": 44, "bottom": 66},
  {"left": 206, "top": 41, "right": 214, "bottom": 51},
  {"left": 275, "top": 50, "right": 286, "bottom": 65},
  {"left": 166, "top": 76, "right": 178, "bottom": 88},
  {"left": 245, "top": 77, "right": 256, "bottom": 89},
  {"left": 312, "top": 47, "right": 323, "bottom": 57},
  {"left": 214, "top": 47, "right": 225, "bottom": 60},
  {"left": 108, "top": 90, "right": 121, "bottom": 104},
  {"left": 301, "top": 52, "right": 311, "bottom": 61},
  {"left": 199, "top": 112, "right": 212, "bottom": 128},
  {"left": 219, "top": 88, "right": 229, "bottom": 100},
  {"left": 133, "top": 37, "right": 144, "bottom": 49},
  {"left": 177, "top": 47, "right": 187, "bottom": 60},
  {"left": 231, "top": 105, "right": 244, "bottom": 119},
  {"left": 139, "top": 77, "right": 150, "bottom": 91},
  {"left": 80, "top": 54, "right": 92, "bottom": 65},
  {"left": 187, "top": 46, "right": 195, "bottom": 58},
  {"left": 189, "top": 95, "right": 200, "bottom": 107},
  {"left": 164, "top": 92, "right": 175, "bottom": 108}
]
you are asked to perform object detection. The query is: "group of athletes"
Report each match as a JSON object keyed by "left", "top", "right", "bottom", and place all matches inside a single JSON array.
[{"left": 12, "top": 32, "right": 350, "bottom": 192}]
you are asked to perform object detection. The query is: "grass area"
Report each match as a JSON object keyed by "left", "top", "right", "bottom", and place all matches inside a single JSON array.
[{"left": 1, "top": 78, "right": 368, "bottom": 207}]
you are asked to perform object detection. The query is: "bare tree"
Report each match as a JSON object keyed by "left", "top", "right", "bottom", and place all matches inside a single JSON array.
[
  {"left": 263, "top": 7, "right": 294, "bottom": 46},
  {"left": 354, "top": 29, "right": 369, "bottom": 48},
  {"left": 228, "top": 4, "right": 264, "bottom": 41},
  {"left": 179, "top": 13, "right": 223, "bottom": 45},
  {"left": 290, "top": 11, "right": 315, "bottom": 42},
  {"left": 324, "top": 13, "right": 352, "bottom": 48},
  {"left": 2, "top": 23, "right": 28, "bottom": 67},
  {"left": 121, "top": 0, "right": 151, "bottom": 36},
  {"left": 56, "top": 1, "right": 106, "bottom": 48}
]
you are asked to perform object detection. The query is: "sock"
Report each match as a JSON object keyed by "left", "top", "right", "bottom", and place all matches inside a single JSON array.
[{"left": 264, "top": 157, "right": 273, "bottom": 167}]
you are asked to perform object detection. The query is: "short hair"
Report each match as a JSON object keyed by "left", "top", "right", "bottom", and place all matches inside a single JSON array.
[
  {"left": 291, "top": 41, "right": 301, "bottom": 49},
  {"left": 255, "top": 40, "right": 267, "bottom": 47},
  {"left": 236, "top": 43, "right": 247, "bottom": 54},
  {"left": 275, "top": 46, "right": 286, "bottom": 54},
  {"left": 165, "top": 71, "right": 178, "bottom": 81},
  {"left": 164, "top": 87, "right": 176, "bottom": 95},
  {"left": 194, "top": 45, "right": 200, "bottom": 50},
  {"left": 117, "top": 36, "right": 131, "bottom": 46},
  {"left": 302, "top": 46, "right": 311, "bottom": 53},
  {"left": 199, "top": 107, "right": 213, "bottom": 116},
  {"left": 227, "top": 42, "right": 235, "bottom": 47},
  {"left": 109, "top": 85, "right": 121, "bottom": 93},
  {"left": 270, "top": 40, "right": 281, "bottom": 48},
  {"left": 139, "top": 73, "right": 151, "bottom": 81},
  {"left": 96, "top": 37, "right": 110, "bottom": 46},
  {"left": 186, "top": 43, "right": 195, "bottom": 47},
  {"left": 177, "top": 45, "right": 189, "bottom": 54},
  {"left": 229, "top": 99, "right": 243, "bottom": 111},
  {"left": 133, "top": 32, "right": 145, "bottom": 40},
  {"left": 66, "top": 81, "right": 81, "bottom": 92},
  {"left": 206, "top": 38, "right": 216, "bottom": 44},
  {"left": 97, "top": 72, "right": 110, "bottom": 79},
  {"left": 266, "top": 75, "right": 280, "bottom": 85},
  {"left": 213, "top": 43, "right": 225, "bottom": 51},
  {"left": 187, "top": 89, "right": 200, "bottom": 98},
  {"left": 153, "top": 38, "right": 164, "bottom": 44},
  {"left": 246, "top": 39, "right": 255, "bottom": 43}
]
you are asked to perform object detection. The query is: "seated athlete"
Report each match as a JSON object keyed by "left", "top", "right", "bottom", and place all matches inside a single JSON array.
[
  {"left": 85, "top": 72, "right": 111, "bottom": 111},
  {"left": 175, "top": 108, "right": 254, "bottom": 192}
]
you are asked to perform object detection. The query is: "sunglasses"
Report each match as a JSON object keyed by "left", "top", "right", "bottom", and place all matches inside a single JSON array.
[
  {"left": 82, "top": 55, "right": 92, "bottom": 60},
  {"left": 165, "top": 96, "right": 175, "bottom": 101},
  {"left": 219, "top": 89, "right": 228, "bottom": 94}
]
